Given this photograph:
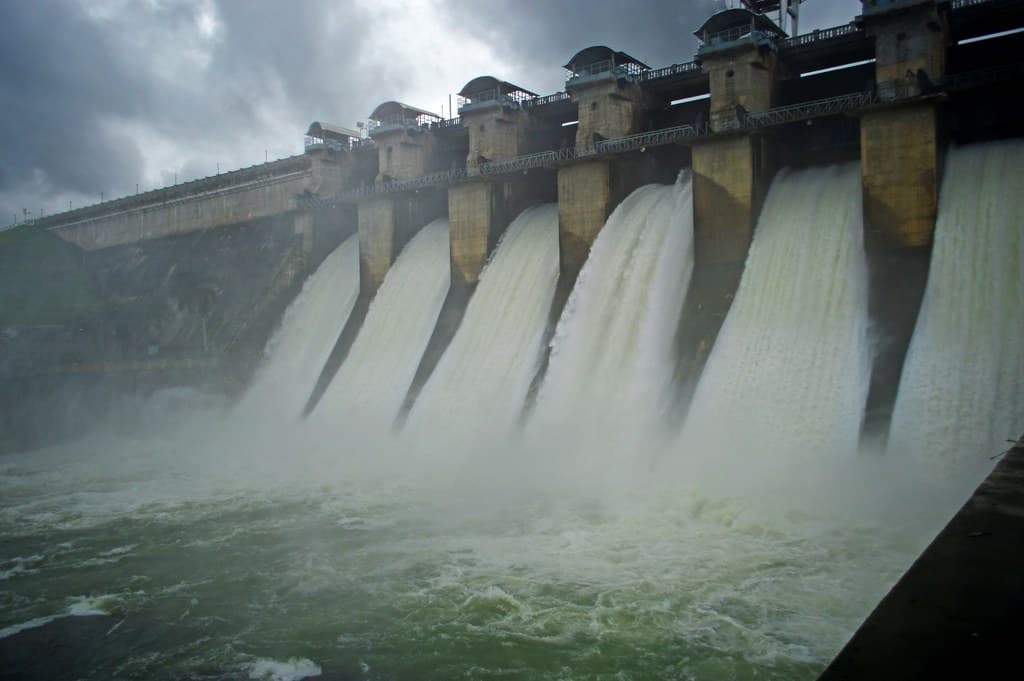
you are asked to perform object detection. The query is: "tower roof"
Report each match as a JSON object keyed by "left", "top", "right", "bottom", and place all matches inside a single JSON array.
[
  {"left": 305, "top": 121, "right": 361, "bottom": 141},
  {"left": 368, "top": 101, "right": 441, "bottom": 124},
  {"left": 563, "top": 46, "right": 650, "bottom": 74},
  {"left": 694, "top": 8, "right": 787, "bottom": 42},
  {"left": 458, "top": 76, "right": 537, "bottom": 100}
]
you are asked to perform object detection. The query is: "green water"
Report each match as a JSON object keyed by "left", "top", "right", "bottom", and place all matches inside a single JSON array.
[{"left": 0, "top": 398, "right": 959, "bottom": 680}]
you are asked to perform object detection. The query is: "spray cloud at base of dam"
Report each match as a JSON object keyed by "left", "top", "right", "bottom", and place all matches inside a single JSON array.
[{"left": 1, "top": 143, "right": 1022, "bottom": 679}]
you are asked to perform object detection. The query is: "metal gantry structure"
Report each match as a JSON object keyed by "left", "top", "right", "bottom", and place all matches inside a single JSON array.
[
  {"left": 299, "top": 62, "right": 1023, "bottom": 210},
  {"left": 7, "top": 0, "right": 1020, "bottom": 232}
]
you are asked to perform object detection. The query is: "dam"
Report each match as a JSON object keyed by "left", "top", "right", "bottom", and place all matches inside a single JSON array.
[{"left": 1, "top": 0, "right": 1022, "bottom": 679}]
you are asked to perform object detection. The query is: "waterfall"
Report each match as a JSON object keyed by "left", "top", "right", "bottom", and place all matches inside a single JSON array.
[
  {"left": 680, "top": 163, "right": 870, "bottom": 464},
  {"left": 310, "top": 219, "right": 450, "bottom": 431},
  {"left": 530, "top": 173, "right": 694, "bottom": 455},
  {"left": 889, "top": 140, "right": 1024, "bottom": 479},
  {"left": 405, "top": 204, "right": 559, "bottom": 442},
  {"left": 234, "top": 235, "right": 359, "bottom": 421}
]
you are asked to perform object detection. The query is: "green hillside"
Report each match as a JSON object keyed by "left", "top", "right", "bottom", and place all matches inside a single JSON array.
[{"left": 0, "top": 226, "right": 105, "bottom": 325}]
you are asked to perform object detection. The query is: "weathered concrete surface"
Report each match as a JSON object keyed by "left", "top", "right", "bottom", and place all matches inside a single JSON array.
[
  {"left": 675, "top": 135, "right": 773, "bottom": 414},
  {"left": 692, "top": 135, "right": 762, "bottom": 265},
  {"left": 396, "top": 279, "right": 473, "bottom": 425},
  {"left": 557, "top": 160, "right": 614, "bottom": 277},
  {"left": 303, "top": 293, "right": 371, "bottom": 418},
  {"left": 356, "top": 192, "right": 447, "bottom": 296},
  {"left": 373, "top": 127, "right": 435, "bottom": 182},
  {"left": 570, "top": 77, "right": 646, "bottom": 153},
  {"left": 818, "top": 445, "right": 1024, "bottom": 681},
  {"left": 704, "top": 44, "right": 779, "bottom": 132},
  {"left": 449, "top": 100, "right": 537, "bottom": 287},
  {"left": 672, "top": 261, "right": 746, "bottom": 413},
  {"left": 45, "top": 159, "right": 314, "bottom": 251},
  {"left": 449, "top": 182, "right": 499, "bottom": 287},
  {"left": 865, "top": 0, "right": 948, "bottom": 87},
  {"left": 861, "top": 103, "right": 942, "bottom": 250},
  {"left": 856, "top": 3, "right": 947, "bottom": 448},
  {"left": 464, "top": 105, "right": 533, "bottom": 169},
  {"left": 858, "top": 27, "right": 945, "bottom": 445},
  {"left": 358, "top": 196, "right": 397, "bottom": 294},
  {"left": 860, "top": 245, "right": 932, "bottom": 447}
]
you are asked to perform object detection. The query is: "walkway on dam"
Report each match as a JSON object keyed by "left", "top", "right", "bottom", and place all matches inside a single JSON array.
[{"left": 300, "top": 62, "right": 1024, "bottom": 209}]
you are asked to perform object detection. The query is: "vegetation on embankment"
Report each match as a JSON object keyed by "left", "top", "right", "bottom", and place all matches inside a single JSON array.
[{"left": 0, "top": 226, "right": 105, "bottom": 325}]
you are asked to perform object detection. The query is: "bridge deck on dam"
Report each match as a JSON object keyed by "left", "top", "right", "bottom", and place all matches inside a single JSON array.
[
  {"left": 298, "top": 60, "right": 1024, "bottom": 209},
  {"left": 19, "top": 0, "right": 1024, "bottom": 246},
  {"left": 15, "top": 155, "right": 313, "bottom": 250}
]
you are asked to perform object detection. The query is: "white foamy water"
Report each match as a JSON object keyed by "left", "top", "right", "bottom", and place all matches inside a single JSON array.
[
  {"left": 680, "top": 163, "right": 870, "bottom": 469},
  {"left": 531, "top": 173, "right": 693, "bottom": 456},
  {"left": 247, "top": 657, "right": 322, "bottom": 680},
  {"left": 235, "top": 236, "right": 360, "bottom": 421},
  {"left": 310, "top": 219, "right": 450, "bottom": 431},
  {"left": 405, "top": 204, "right": 559, "bottom": 443},
  {"left": 0, "top": 594, "right": 115, "bottom": 640},
  {"left": 889, "top": 140, "right": 1024, "bottom": 479},
  {"left": 0, "top": 160, "right": 986, "bottom": 681}
]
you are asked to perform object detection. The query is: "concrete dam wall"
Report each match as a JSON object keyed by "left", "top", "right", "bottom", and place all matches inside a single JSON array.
[
  {"left": 5, "top": 0, "right": 1023, "bottom": 453},
  {"left": 1, "top": 1, "right": 1023, "bottom": 678}
]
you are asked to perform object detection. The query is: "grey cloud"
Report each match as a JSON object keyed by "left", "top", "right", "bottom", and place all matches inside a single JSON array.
[
  {"left": 1, "top": 0, "right": 863, "bottom": 224},
  {"left": 441, "top": 0, "right": 719, "bottom": 92},
  {"left": 0, "top": 1, "right": 148, "bottom": 209}
]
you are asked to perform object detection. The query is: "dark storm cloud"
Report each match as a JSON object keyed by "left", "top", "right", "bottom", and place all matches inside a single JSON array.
[
  {"left": 0, "top": 0, "right": 382, "bottom": 221},
  {"left": 1, "top": 0, "right": 863, "bottom": 224},
  {"left": 0, "top": 1, "right": 147, "bottom": 207},
  {"left": 443, "top": 0, "right": 718, "bottom": 89}
]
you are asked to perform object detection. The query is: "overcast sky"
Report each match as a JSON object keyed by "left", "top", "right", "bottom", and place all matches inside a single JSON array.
[{"left": 0, "top": 0, "right": 862, "bottom": 225}]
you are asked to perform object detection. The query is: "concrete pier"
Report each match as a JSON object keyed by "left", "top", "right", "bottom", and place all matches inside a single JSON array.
[
  {"left": 859, "top": 0, "right": 949, "bottom": 447},
  {"left": 675, "top": 10, "right": 781, "bottom": 407},
  {"left": 356, "top": 102, "right": 445, "bottom": 296},
  {"left": 557, "top": 47, "right": 650, "bottom": 279},
  {"left": 447, "top": 77, "right": 541, "bottom": 287}
]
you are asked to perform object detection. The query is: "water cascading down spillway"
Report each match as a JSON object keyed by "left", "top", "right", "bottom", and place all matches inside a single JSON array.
[
  {"left": 679, "top": 163, "right": 870, "bottom": 469},
  {"left": 888, "top": 140, "right": 1024, "bottom": 481},
  {"left": 404, "top": 204, "right": 560, "bottom": 444},
  {"left": 233, "top": 235, "right": 360, "bottom": 422},
  {"left": 529, "top": 172, "right": 694, "bottom": 461},
  {"left": 309, "top": 219, "right": 450, "bottom": 432}
]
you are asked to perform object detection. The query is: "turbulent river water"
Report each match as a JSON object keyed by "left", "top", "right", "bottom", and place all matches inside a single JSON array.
[{"left": 2, "top": 146, "right": 1019, "bottom": 680}]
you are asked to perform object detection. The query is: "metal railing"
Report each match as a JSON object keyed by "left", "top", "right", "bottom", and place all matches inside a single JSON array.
[
  {"left": 457, "top": 89, "right": 534, "bottom": 111},
  {"left": 641, "top": 61, "right": 702, "bottom": 82},
  {"left": 304, "top": 135, "right": 353, "bottom": 152},
  {"left": 566, "top": 60, "right": 647, "bottom": 83},
  {"left": 594, "top": 123, "right": 709, "bottom": 154},
  {"left": 430, "top": 117, "right": 463, "bottom": 130},
  {"left": 745, "top": 91, "right": 875, "bottom": 128},
  {"left": 951, "top": 0, "right": 1002, "bottom": 8},
  {"left": 701, "top": 26, "right": 782, "bottom": 49},
  {"left": 370, "top": 114, "right": 440, "bottom": 131},
  {"left": 477, "top": 147, "right": 578, "bottom": 175},
  {"left": 780, "top": 23, "right": 860, "bottom": 49},
  {"left": 521, "top": 92, "right": 572, "bottom": 108}
]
